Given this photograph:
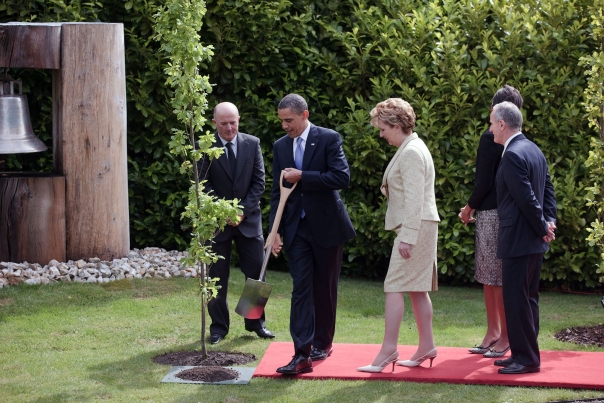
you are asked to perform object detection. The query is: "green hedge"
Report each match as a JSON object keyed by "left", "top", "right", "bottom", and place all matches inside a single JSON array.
[{"left": 1, "top": 0, "right": 601, "bottom": 288}]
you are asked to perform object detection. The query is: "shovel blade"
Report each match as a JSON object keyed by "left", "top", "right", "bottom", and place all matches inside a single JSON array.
[{"left": 235, "top": 278, "right": 274, "bottom": 319}]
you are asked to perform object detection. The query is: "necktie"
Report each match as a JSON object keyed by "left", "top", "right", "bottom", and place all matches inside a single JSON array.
[
  {"left": 295, "top": 137, "right": 304, "bottom": 170},
  {"left": 226, "top": 142, "right": 236, "bottom": 176},
  {"left": 295, "top": 137, "right": 305, "bottom": 218}
]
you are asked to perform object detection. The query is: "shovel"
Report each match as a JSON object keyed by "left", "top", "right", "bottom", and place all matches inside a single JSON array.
[{"left": 235, "top": 170, "right": 297, "bottom": 319}]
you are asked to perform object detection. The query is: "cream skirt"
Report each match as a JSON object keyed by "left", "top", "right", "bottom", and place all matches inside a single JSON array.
[{"left": 384, "top": 220, "right": 438, "bottom": 292}]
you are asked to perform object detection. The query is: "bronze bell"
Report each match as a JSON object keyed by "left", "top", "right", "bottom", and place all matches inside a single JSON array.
[{"left": 0, "top": 78, "right": 48, "bottom": 154}]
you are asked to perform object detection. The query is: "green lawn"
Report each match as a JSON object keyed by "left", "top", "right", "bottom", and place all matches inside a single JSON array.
[{"left": 0, "top": 270, "right": 602, "bottom": 403}]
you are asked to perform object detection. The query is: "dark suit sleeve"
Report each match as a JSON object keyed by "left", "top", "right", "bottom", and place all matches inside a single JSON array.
[
  {"left": 467, "top": 132, "right": 501, "bottom": 210},
  {"left": 502, "top": 151, "right": 549, "bottom": 237},
  {"left": 240, "top": 138, "right": 265, "bottom": 217},
  {"left": 301, "top": 132, "right": 350, "bottom": 191},
  {"left": 543, "top": 170, "right": 557, "bottom": 224}
]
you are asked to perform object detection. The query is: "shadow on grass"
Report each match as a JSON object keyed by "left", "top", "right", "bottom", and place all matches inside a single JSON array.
[
  {"left": 161, "top": 377, "right": 509, "bottom": 403},
  {"left": 0, "top": 278, "right": 197, "bottom": 321},
  {"left": 30, "top": 391, "right": 117, "bottom": 403}
]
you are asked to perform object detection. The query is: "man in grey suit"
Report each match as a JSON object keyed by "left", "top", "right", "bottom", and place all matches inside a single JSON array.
[
  {"left": 490, "top": 101, "right": 556, "bottom": 374},
  {"left": 198, "top": 102, "right": 274, "bottom": 344}
]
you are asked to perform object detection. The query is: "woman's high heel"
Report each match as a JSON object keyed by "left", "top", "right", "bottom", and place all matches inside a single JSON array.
[
  {"left": 483, "top": 345, "right": 510, "bottom": 358},
  {"left": 468, "top": 339, "right": 498, "bottom": 354},
  {"left": 396, "top": 348, "right": 437, "bottom": 368},
  {"left": 356, "top": 351, "right": 399, "bottom": 373}
]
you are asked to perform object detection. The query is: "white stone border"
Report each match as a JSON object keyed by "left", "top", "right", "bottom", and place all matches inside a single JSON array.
[{"left": 0, "top": 248, "right": 197, "bottom": 288}]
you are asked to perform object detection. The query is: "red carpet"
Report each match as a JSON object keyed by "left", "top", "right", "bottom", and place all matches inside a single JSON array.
[{"left": 253, "top": 342, "right": 604, "bottom": 389}]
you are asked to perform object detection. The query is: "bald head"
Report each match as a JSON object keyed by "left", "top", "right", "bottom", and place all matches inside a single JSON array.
[
  {"left": 212, "top": 102, "right": 240, "bottom": 141},
  {"left": 214, "top": 102, "right": 239, "bottom": 119}
]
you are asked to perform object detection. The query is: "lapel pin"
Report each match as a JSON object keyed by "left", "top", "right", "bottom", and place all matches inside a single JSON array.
[{"left": 311, "top": 143, "right": 315, "bottom": 146}]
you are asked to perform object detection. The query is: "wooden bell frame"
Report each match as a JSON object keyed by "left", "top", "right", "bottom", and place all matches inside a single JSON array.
[{"left": 0, "top": 23, "right": 129, "bottom": 264}]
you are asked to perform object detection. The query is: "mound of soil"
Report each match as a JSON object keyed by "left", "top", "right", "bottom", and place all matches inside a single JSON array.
[
  {"left": 153, "top": 350, "right": 256, "bottom": 367},
  {"left": 175, "top": 366, "right": 240, "bottom": 383},
  {"left": 554, "top": 324, "right": 604, "bottom": 348},
  {"left": 153, "top": 350, "right": 255, "bottom": 382}
]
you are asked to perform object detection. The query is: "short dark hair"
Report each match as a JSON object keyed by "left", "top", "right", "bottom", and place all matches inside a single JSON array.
[
  {"left": 492, "top": 84, "right": 523, "bottom": 109},
  {"left": 278, "top": 94, "right": 308, "bottom": 114}
]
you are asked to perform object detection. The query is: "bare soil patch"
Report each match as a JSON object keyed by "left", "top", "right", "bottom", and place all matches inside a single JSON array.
[
  {"left": 153, "top": 350, "right": 255, "bottom": 382},
  {"left": 554, "top": 324, "right": 604, "bottom": 348},
  {"left": 153, "top": 350, "right": 256, "bottom": 367},
  {"left": 175, "top": 366, "right": 240, "bottom": 383}
]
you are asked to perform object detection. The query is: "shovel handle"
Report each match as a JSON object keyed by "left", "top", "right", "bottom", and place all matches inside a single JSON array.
[{"left": 259, "top": 170, "right": 297, "bottom": 280}]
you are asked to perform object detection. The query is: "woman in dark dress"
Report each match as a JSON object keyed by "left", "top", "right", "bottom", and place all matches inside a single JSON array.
[{"left": 459, "top": 85, "right": 523, "bottom": 359}]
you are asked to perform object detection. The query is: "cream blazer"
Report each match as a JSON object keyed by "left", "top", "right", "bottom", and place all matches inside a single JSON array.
[{"left": 381, "top": 133, "right": 440, "bottom": 244}]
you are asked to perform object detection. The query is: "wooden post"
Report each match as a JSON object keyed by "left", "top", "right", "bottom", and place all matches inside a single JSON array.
[
  {"left": 0, "top": 173, "right": 66, "bottom": 265},
  {"left": 0, "top": 23, "right": 61, "bottom": 69},
  {"left": 0, "top": 22, "right": 129, "bottom": 263},
  {"left": 54, "top": 23, "right": 129, "bottom": 261}
]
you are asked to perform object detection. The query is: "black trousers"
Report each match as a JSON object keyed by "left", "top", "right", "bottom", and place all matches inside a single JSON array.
[
  {"left": 502, "top": 252, "right": 543, "bottom": 367},
  {"left": 207, "top": 226, "right": 265, "bottom": 336},
  {"left": 286, "top": 218, "right": 343, "bottom": 357}
]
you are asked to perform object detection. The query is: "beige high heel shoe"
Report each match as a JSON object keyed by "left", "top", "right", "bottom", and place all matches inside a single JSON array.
[
  {"left": 356, "top": 351, "right": 399, "bottom": 373},
  {"left": 396, "top": 348, "right": 437, "bottom": 368}
]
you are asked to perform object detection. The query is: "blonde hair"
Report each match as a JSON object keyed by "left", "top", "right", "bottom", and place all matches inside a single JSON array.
[{"left": 370, "top": 98, "right": 415, "bottom": 134}]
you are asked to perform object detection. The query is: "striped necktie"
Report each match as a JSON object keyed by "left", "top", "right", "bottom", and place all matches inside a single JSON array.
[{"left": 295, "top": 137, "right": 304, "bottom": 170}]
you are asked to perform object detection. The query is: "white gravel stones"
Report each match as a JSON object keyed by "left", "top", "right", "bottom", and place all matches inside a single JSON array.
[{"left": 0, "top": 248, "right": 194, "bottom": 287}]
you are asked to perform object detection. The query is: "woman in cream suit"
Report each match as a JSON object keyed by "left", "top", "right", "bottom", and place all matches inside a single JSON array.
[{"left": 358, "top": 98, "right": 440, "bottom": 373}]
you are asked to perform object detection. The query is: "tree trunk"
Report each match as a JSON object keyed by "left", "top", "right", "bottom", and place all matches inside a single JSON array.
[{"left": 201, "top": 262, "right": 208, "bottom": 358}]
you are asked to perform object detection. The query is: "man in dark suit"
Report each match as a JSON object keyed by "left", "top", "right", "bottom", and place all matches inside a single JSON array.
[
  {"left": 268, "top": 94, "right": 356, "bottom": 375},
  {"left": 491, "top": 101, "right": 556, "bottom": 374},
  {"left": 198, "top": 102, "right": 274, "bottom": 344}
]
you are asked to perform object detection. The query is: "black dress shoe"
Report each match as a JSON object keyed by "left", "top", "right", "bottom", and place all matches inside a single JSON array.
[
  {"left": 247, "top": 327, "right": 275, "bottom": 339},
  {"left": 498, "top": 363, "right": 540, "bottom": 374},
  {"left": 210, "top": 333, "right": 223, "bottom": 345},
  {"left": 494, "top": 357, "right": 515, "bottom": 367},
  {"left": 310, "top": 346, "right": 333, "bottom": 361},
  {"left": 276, "top": 354, "right": 313, "bottom": 375}
]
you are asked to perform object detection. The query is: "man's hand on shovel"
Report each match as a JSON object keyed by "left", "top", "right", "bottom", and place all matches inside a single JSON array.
[
  {"left": 266, "top": 233, "right": 284, "bottom": 257},
  {"left": 283, "top": 167, "right": 302, "bottom": 184},
  {"left": 235, "top": 170, "right": 293, "bottom": 319},
  {"left": 263, "top": 170, "right": 296, "bottom": 258}
]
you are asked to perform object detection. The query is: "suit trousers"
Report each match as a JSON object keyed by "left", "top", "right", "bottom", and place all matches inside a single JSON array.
[
  {"left": 286, "top": 217, "right": 343, "bottom": 357},
  {"left": 502, "top": 253, "right": 543, "bottom": 368},
  {"left": 208, "top": 226, "right": 265, "bottom": 336}
]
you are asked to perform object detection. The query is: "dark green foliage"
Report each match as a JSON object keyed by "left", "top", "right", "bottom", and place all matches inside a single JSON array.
[{"left": 0, "top": 0, "right": 600, "bottom": 288}]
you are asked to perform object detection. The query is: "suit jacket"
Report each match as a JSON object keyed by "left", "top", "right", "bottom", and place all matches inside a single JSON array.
[
  {"left": 381, "top": 133, "right": 440, "bottom": 244},
  {"left": 496, "top": 134, "right": 556, "bottom": 259},
  {"left": 269, "top": 123, "right": 356, "bottom": 250},
  {"left": 198, "top": 132, "right": 265, "bottom": 242}
]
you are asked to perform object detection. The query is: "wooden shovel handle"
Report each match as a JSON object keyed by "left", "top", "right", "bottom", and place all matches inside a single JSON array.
[{"left": 259, "top": 170, "right": 297, "bottom": 279}]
